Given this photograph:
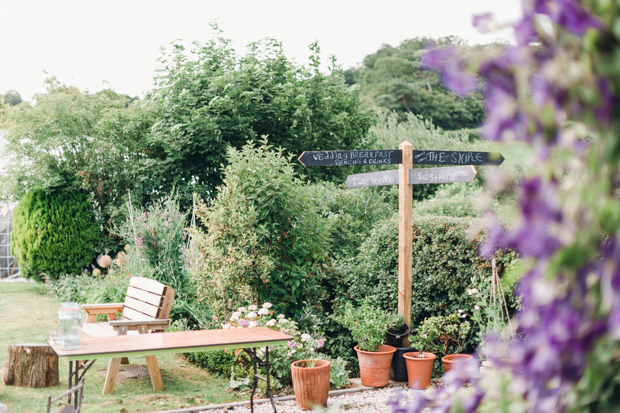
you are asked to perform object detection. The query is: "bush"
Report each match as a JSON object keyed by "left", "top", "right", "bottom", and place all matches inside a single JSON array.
[
  {"left": 184, "top": 350, "right": 234, "bottom": 377},
  {"left": 46, "top": 274, "right": 103, "bottom": 303},
  {"left": 189, "top": 140, "right": 331, "bottom": 321},
  {"left": 338, "top": 215, "right": 518, "bottom": 352},
  {"left": 11, "top": 188, "right": 100, "bottom": 281}
]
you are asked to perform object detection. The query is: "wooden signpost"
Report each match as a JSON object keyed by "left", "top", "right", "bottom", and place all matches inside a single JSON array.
[{"left": 298, "top": 143, "right": 502, "bottom": 345}]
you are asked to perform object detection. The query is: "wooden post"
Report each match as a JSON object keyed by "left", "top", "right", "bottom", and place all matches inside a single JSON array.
[{"left": 398, "top": 141, "right": 413, "bottom": 347}]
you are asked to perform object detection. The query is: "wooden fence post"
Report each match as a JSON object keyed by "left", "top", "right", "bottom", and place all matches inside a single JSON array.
[{"left": 398, "top": 141, "right": 413, "bottom": 346}]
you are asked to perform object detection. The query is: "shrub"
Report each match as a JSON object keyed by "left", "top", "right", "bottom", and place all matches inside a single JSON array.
[
  {"left": 11, "top": 188, "right": 100, "bottom": 281},
  {"left": 184, "top": 350, "right": 234, "bottom": 377},
  {"left": 47, "top": 274, "right": 103, "bottom": 303},
  {"left": 189, "top": 140, "right": 331, "bottom": 321},
  {"left": 334, "top": 301, "right": 400, "bottom": 352},
  {"left": 338, "top": 215, "right": 517, "bottom": 352}
]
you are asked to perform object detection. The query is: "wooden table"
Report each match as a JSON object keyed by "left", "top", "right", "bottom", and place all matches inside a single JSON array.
[{"left": 49, "top": 327, "right": 293, "bottom": 413}]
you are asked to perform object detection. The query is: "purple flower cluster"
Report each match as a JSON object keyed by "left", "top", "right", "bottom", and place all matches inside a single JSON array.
[{"left": 391, "top": 0, "right": 620, "bottom": 411}]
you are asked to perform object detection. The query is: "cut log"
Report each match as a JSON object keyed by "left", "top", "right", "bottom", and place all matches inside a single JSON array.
[{"left": 0, "top": 343, "right": 59, "bottom": 387}]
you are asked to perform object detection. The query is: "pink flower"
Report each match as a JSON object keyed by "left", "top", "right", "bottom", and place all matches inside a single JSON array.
[
  {"left": 317, "top": 339, "right": 324, "bottom": 349},
  {"left": 238, "top": 319, "right": 249, "bottom": 327},
  {"left": 287, "top": 341, "right": 296, "bottom": 349}
]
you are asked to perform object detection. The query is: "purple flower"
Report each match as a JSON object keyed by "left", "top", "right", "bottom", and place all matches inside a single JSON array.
[
  {"left": 421, "top": 46, "right": 478, "bottom": 97},
  {"left": 534, "top": 0, "right": 603, "bottom": 36},
  {"left": 317, "top": 339, "right": 324, "bottom": 349},
  {"left": 238, "top": 319, "right": 248, "bottom": 327},
  {"left": 287, "top": 340, "right": 296, "bottom": 349}
]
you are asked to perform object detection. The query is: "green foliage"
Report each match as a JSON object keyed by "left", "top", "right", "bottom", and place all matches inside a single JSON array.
[
  {"left": 329, "top": 357, "right": 350, "bottom": 388},
  {"left": 0, "top": 79, "right": 156, "bottom": 252},
  {"left": 148, "top": 26, "right": 373, "bottom": 202},
  {"left": 346, "top": 37, "right": 489, "bottom": 130},
  {"left": 11, "top": 188, "right": 100, "bottom": 281},
  {"left": 189, "top": 141, "right": 331, "bottom": 321},
  {"left": 183, "top": 350, "right": 235, "bottom": 377},
  {"left": 2, "top": 90, "right": 22, "bottom": 106},
  {"left": 410, "top": 314, "right": 471, "bottom": 357},
  {"left": 413, "top": 182, "right": 482, "bottom": 217},
  {"left": 334, "top": 301, "right": 400, "bottom": 352},
  {"left": 339, "top": 215, "right": 517, "bottom": 352},
  {"left": 46, "top": 274, "right": 103, "bottom": 303}
]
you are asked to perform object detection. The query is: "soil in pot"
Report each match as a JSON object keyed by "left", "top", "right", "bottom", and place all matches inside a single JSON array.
[
  {"left": 385, "top": 324, "right": 410, "bottom": 347},
  {"left": 291, "top": 359, "right": 331, "bottom": 410},
  {"left": 354, "top": 345, "right": 396, "bottom": 388},
  {"left": 403, "top": 352, "right": 436, "bottom": 390},
  {"left": 442, "top": 354, "right": 473, "bottom": 372},
  {"left": 389, "top": 347, "right": 416, "bottom": 382}
]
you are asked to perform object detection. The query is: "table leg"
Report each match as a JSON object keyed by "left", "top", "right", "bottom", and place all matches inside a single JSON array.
[
  {"left": 68, "top": 361, "right": 74, "bottom": 404},
  {"left": 245, "top": 347, "right": 277, "bottom": 413},
  {"left": 265, "top": 347, "right": 276, "bottom": 413}
]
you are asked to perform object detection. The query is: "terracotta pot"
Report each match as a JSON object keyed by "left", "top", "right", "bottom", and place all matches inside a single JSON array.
[
  {"left": 402, "top": 352, "right": 436, "bottom": 389},
  {"left": 354, "top": 345, "right": 396, "bottom": 387},
  {"left": 441, "top": 354, "right": 473, "bottom": 372},
  {"left": 291, "top": 359, "right": 331, "bottom": 410}
]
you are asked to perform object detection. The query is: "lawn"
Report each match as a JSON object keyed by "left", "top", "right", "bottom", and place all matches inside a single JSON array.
[{"left": 0, "top": 283, "right": 243, "bottom": 412}]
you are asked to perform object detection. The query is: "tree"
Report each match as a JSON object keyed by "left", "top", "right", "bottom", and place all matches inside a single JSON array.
[
  {"left": 346, "top": 36, "right": 493, "bottom": 130},
  {"left": 11, "top": 188, "right": 99, "bottom": 281},
  {"left": 2, "top": 90, "right": 22, "bottom": 106},
  {"left": 0, "top": 78, "right": 156, "bottom": 251},
  {"left": 148, "top": 29, "right": 373, "bottom": 202}
]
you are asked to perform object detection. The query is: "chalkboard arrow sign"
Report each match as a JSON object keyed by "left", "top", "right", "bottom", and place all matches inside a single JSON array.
[
  {"left": 413, "top": 150, "right": 504, "bottom": 166},
  {"left": 345, "top": 165, "right": 477, "bottom": 189},
  {"left": 345, "top": 170, "right": 399, "bottom": 189},
  {"left": 298, "top": 150, "right": 402, "bottom": 167},
  {"left": 408, "top": 165, "right": 477, "bottom": 184}
]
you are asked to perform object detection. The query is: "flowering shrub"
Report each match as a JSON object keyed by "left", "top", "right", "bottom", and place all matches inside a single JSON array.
[
  {"left": 410, "top": 314, "right": 471, "bottom": 358},
  {"left": 391, "top": 0, "right": 620, "bottom": 411},
  {"left": 222, "top": 302, "right": 351, "bottom": 389}
]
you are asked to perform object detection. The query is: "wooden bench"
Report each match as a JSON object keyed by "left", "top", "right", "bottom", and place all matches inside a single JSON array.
[
  {"left": 80, "top": 277, "right": 174, "bottom": 394},
  {"left": 50, "top": 328, "right": 293, "bottom": 413}
]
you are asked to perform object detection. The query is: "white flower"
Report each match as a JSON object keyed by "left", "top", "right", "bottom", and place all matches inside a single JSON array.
[
  {"left": 266, "top": 319, "right": 276, "bottom": 326},
  {"left": 422, "top": 334, "right": 428, "bottom": 338},
  {"left": 474, "top": 305, "right": 480, "bottom": 310},
  {"left": 278, "top": 318, "right": 287, "bottom": 324},
  {"left": 309, "top": 348, "right": 315, "bottom": 353},
  {"left": 238, "top": 307, "right": 247, "bottom": 313},
  {"left": 258, "top": 308, "right": 269, "bottom": 316},
  {"left": 287, "top": 350, "right": 296, "bottom": 357},
  {"left": 232, "top": 311, "right": 242, "bottom": 318},
  {"left": 249, "top": 321, "right": 258, "bottom": 327},
  {"left": 248, "top": 305, "right": 258, "bottom": 311},
  {"left": 262, "top": 302, "right": 273, "bottom": 309},
  {"left": 247, "top": 312, "right": 257, "bottom": 319},
  {"left": 457, "top": 309, "right": 463, "bottom": 313},
  {"left": 301, "top": 333, "right": 312, "bottom": 342},
  {"left": 230, "top": 315, "right": 239, "bottom": 322},
  {"left": 222, "top": 324, "right": 231, "bottom": 329},
  {"left": 257, "top": 349, "right": 264, "bottom": 357},
  {"left": 277, "top": 314, "right": 285, "bottom": 319}
]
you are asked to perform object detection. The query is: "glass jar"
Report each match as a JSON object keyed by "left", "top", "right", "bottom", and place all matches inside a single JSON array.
[{"left": 58, "top": 302, "right": 83, "bottom": 350}]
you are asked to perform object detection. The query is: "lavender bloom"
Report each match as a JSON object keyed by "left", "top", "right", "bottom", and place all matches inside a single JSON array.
[
  {"left": 534, "top": 0, "right": 603, "bottom": 36},
  {"left": 421, "top": 47, "right": 478, "bottom": 97}
]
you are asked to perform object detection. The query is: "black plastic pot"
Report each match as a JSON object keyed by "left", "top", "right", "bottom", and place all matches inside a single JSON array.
[
  {"left": 389, "top": 346, "right": 417, "bottom": 382},
  {"left": 385, "top": 324, "right": 410, "bottom": 347}
]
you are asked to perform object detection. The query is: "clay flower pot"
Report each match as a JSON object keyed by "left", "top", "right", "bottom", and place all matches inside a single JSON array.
[
  {"left": 354, "top": 345, "right": 397, "bottom": 387},
  {"left": 403, "top": 352, "right": 436, "bottom": 389},
  {"left": 291, "top": 359, "right": 331, "bottom": 410},
  {"left": 441, "top": 354, "right": 473, "bottom": 372}
]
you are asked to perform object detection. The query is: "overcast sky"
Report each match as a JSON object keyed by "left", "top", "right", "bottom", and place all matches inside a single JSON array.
[{"left": 1, "top": 0, "right": 522, "bottom": 102}]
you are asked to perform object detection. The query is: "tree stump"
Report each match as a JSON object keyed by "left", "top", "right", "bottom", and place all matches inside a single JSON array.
[{"left": 0, "top": 344, "right": 59, "bottom": 387}]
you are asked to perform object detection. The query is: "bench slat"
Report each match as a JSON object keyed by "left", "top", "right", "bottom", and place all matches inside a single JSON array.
[
  {"left": 122, "top": 307, "right": 156, "bottom": 322},
  {"left": 126, "top": 286, "right": 163, "bottom": 307},
  {"left": 129, "top": 277, "right": 165, "bottom": 296},
  {"left": 124, "top": 296, "right": 160, "bottom": 318}
]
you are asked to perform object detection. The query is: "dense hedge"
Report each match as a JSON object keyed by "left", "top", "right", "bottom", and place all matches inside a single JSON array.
[
  {"left": 338, "top": 215, "right": 518, "bottom": 351},
  {"left": 11, "top": 189, "right": 99, "bottom": 281}
]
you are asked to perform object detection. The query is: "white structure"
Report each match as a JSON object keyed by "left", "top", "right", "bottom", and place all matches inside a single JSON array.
[{"left": 0, "top": 203, "right": 19, "bottom": 278}]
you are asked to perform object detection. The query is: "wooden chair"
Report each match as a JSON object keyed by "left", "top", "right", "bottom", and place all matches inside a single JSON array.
[{"left": 81, "top": 277, "right": 175, "bottom": 395}]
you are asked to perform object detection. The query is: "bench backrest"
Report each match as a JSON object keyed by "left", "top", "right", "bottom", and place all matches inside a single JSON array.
[{"left": 121, "top": 277, "right": 175, "bottom": 322}]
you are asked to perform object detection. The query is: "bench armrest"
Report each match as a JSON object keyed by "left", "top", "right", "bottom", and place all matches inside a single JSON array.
[
  {"left": 108, "top": 319, "right": 170, "bottom": 331},
  {"left": 82, "top": 303, "right": 125, "bottom": 314}
]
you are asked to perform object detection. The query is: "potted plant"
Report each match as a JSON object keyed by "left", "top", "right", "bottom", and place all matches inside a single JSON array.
[
  {"left": 385, "top": 313, "right": 410, "bottom": 347},
  {"left": 335, "top": 302, "right": 398, "bottom": 387},
  {"left": 290, "top": 334, "right": 330, "bottom": 410},
  {"left": 403, "top": 320, "right": 438, "bottom": 389},
  {"left": 431, "top": 313, "right": 472, "bottom": 372}
]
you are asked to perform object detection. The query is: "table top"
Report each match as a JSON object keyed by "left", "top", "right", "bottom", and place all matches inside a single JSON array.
[{"left": 50, "top": 327, "right": 293, "bottom": 361}]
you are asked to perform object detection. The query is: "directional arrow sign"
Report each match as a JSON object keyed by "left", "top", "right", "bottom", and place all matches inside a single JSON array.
[
  {"left": 413, "top": 150, "right": 504, "bottom": 166},
  {"left": 408, "top": 165, "right": 477, "bottom": 184},
  {"left": 345, "top": 170, "right": 399, "bottom": 188},
  {"left": 298, "top": 150, "right": 402, "bottom": 167},
  {"left": 345, "top": 165, "right": 477, "bottom": 189}
]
